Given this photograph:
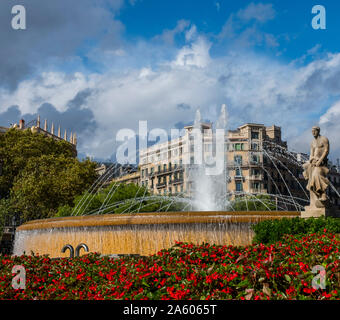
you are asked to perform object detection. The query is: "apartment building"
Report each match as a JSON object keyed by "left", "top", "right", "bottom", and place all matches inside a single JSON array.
[{"left": 135, "top": 122, "right": 306, "bottom": 207}]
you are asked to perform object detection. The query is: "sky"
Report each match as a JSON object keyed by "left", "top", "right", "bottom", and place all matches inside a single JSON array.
[{"left": 1, "top": 0, "right": 340, "bottom": 162}]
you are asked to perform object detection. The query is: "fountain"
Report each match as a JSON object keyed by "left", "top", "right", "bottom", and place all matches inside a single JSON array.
[
  {"left": 14, "top": 106, "right": 326, "bottom": 258},
  {"left": 189, "top": 105, "right": 228, "bottom": 211}
]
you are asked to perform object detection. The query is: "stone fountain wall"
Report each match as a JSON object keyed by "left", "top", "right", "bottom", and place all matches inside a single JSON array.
[{"left": 13, "top": 211, "right": 299, "bottom": 258}]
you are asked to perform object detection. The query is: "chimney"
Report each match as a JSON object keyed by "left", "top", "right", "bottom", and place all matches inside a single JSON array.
[
  {"left": 73, "top": 133, "right": 77, "bottom": 145},
  {"left": 44, "top": 119, "right": 47, "bottom": 131},
  {"left": 37, "top": 115, "right": 41, "bottom": 128},
  {"left": 64, "top": 129, "right": 67, "bottom": 141},
  {"left": 19, "top": 119, "right": 25, "bottom": 129},
  {"left": 58, "top": 125, "right": 61, "bottom": 138},
  {"left": 51, "top": 122, "right": 54, "bottom": 135},
  {"left": 70, "top": 132, "right": 73, "bottom": 143}
]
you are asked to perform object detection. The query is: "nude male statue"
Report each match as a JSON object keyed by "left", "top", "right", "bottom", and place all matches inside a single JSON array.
[{"left": 303, "top": 126, "right": 330, "bottom": 208}]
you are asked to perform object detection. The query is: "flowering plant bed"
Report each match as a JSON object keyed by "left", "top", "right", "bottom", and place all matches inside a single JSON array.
[{"left": 0, "top": 232, "right": 339, "bottom": 300}]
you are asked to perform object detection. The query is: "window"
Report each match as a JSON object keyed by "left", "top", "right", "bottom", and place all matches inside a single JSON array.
[
  {"left": 236, "top": 182, "right": 243, "bottom": 192},
  {"left": 234, "top": 155, "right": 242, "bottom": 165},
  {"left": 234, "top": 143, "right": 243, "bottom": 151},
  {"left": 251, "top": 131, "right": 259, "bottom": 139},
  {"left": 251, "top": 154, "right": 259, "bottom": 164},
  {"left": 251, "top": 142, "right": 259, "bottom": 150},
  {"left": 251, "top": 168, "right": 260, "bottom": 176},
  {"left": 235, "top": 168, "right": 242, "bottom": 177},
  {"left": 252, "top": 182, "right": 260, "bottom": 191}
]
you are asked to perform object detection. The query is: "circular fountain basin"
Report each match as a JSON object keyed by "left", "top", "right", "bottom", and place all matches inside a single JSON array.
[{"left": 13, "top": 211, "right": 299, "bottom": 258}]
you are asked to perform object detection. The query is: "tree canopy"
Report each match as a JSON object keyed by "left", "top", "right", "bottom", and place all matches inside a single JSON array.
[{"left": 0, "top": 129, "right": 97, "bottom": 224}]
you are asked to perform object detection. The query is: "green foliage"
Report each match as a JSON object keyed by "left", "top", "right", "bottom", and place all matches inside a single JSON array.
[
  {"left": 67, "top": 182, "right": 187, "bottom": 216},
  {"left": 0, "top": 199, "right": 14, "bottom": 240},
  {"left": 251, "top": 217, "right": 340, "bottom": 244},
  {"left": 55, "top": 205, "right": 73, "bottom": 217},
  {"left": 0, "top": 129, "right": 97, "bottom": 223},
  {"left": 231, "top": 194, "right": 277, "bottom": 211},
  {"left": 9, "top": 155, "right": 97, "bottom": 221},
  {"left": 0, "top": 129, "right": 74, "bottom": 198}
]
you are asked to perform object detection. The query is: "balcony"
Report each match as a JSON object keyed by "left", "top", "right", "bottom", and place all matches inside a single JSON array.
[
  {"left": 156, "top": 182, "right": 167, "bottom": 188},
  {"left": 150, "top": 165, "right": 184, "bottom": 176},
  {"left": 170, "top": 178, "right": 184, "bottom": 185},
  {"left": 249, "top": 174, "right": 263, "bottom": 180},
  {"left": 249, "top": 188, "right": 267, "bottom": 194}
]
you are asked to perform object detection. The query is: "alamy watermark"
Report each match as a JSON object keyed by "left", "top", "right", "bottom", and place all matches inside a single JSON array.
[
  {"left": 115, "top": 121, "right": 226, "bottom": 176},
  {"left": 311, "top": 265, "right": 326, "bottom": 290},
  {"left": 11, "top": 265, "right": 26, "bottom": 290},
  {"left": 11, "top": 5, "right": 26, "bottom": 30},
  {"left": 311, "top": 5, "right": 326, "bottom": 30}
]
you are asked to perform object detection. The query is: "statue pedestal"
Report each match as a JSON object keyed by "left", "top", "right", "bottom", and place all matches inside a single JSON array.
[{"left": 301, "top": 206, "right": 340, "bottom": 218}]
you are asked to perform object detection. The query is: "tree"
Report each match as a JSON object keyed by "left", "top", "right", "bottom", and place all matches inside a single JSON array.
[
  {"left": 10, "top": 155, "right": 97, "bottom": 221},
  {"left": 0, "top": 128, "right": 97, "bottom": 223},
  {"left": 0, "top": 128, "right": 74, "bottom": 198}
]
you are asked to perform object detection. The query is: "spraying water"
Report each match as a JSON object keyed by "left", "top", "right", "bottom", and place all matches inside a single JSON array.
[{"left": 189, "top": 104, "right": 229, "bottom": 211}]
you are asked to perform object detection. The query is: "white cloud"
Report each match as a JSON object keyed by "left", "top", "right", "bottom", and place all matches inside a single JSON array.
[
  {"left": 237, "top": 2, "right": 275, "bottom": 23},
  {"left": 172, "top": 37, "right": 212, "bottom": 68},
  {"left": 2, "top": 29, "right": 340, "bottom": 161}
]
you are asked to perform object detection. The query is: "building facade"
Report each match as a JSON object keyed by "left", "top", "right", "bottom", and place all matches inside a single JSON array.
[
  {"left": 109, "top": 122, "right": 308, "bottom": 209},
  {"left": 0, "top": 116, "right": 77, "bottom": 157}
]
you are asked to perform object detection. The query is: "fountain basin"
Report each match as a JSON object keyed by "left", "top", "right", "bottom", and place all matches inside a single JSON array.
[{"left": 13, "top": 211, "right": 299, "bottom": 258}]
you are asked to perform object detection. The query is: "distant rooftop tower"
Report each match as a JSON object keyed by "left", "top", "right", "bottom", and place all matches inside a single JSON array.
[{"left": 19, "top": 119, "right": 25, "bottom": 129}]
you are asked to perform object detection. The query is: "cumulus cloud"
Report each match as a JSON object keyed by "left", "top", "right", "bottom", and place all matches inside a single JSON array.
[
  {"left": 2, "top": 34, "right": 340, "bottom": 161},
  {"left": 0, "top": 0, "right": 124, "bottom": 89},
  {"left": 1, "top": 1, "right": 340, "bottom": 163}
]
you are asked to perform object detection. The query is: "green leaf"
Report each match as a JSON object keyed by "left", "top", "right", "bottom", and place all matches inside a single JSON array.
[{"left": 284, "top": 274, "right": 291, "bottom": 283}]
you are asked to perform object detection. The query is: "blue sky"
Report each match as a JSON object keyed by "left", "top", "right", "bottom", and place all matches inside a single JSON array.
[
  {"left": 1, "top": 0, "right": 340, "bottom": 161},
  {"left": 117, "top": 0, "right": 338, "bottom": 60}
]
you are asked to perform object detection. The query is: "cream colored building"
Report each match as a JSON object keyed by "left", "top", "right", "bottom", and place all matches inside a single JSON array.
[
  {"left": 107, "top": 122, "right": 308, "bottom": 209},
  {"left": 137, "top": 122, "right": 304, "bottom": 202}
]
